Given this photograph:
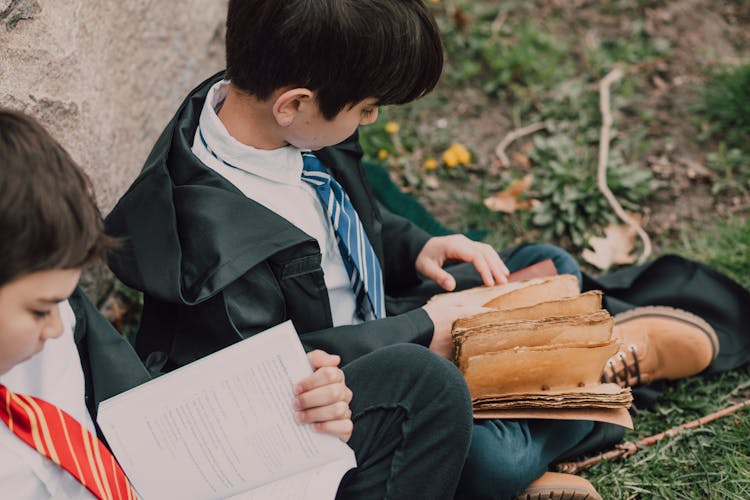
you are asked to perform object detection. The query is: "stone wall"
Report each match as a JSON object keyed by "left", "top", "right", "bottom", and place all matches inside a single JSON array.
[
  {"left": 0, "top": 0, "right": 228, "bottom": 213},
  {"left": 1, "top": 0, "right": 227, "bottom": 301}
]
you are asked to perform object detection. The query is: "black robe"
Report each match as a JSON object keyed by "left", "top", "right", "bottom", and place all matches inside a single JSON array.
[
  {"left": 69, "top": 287, "right": 151, "bottom": 438},
  {"left": 105, "top": 73, "right": 441, "bottom": 372}
]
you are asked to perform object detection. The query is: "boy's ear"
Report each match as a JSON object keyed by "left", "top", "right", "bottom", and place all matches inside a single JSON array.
[{"left": 272, "top": 88, "right": 314, "bottom": 127}]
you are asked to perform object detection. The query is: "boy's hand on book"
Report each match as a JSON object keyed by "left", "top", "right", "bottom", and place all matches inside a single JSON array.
[
  {"left": 422, "top": 295, "right": 492, "bottom": 359},
  {"left": 416, "top": 235, "right": 509, "bottom": 291},
  {"left": 294, "top": 350, "right": 354, "bottom": 442}
]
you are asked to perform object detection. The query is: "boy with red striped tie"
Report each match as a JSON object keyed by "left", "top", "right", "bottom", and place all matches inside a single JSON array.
[{"left": 0, "top": 109, "right": 152, "bottom": 498}]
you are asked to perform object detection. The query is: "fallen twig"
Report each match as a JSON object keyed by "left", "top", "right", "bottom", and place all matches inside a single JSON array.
[
  {"left": 490, "top": 10, "right": 507, "bottom": 38},
  {"left": 596, "top": 67, "right": 652, "bottom": 264},
  {"left": 494, "top": 122, "right": 548, "bottom": 167},
  {"left": 555, "top": 398, "right": 750, "bottom": 474}
]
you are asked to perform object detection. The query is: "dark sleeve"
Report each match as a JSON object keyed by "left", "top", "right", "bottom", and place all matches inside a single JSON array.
[
  {"left": 70, "top": 288, "right": 151, "bottom": 420},
  {"left": 297, "top": 309, "right": 434, "bottom": 365},
  {"left": 378, "top": 202, "right": 433, "bottom": 292},
  {"left": 224, "top": 276, "right": 435, "bottom": 366}
]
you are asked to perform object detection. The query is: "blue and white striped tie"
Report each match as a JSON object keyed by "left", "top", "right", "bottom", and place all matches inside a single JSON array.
[{"left": 301, "top": 152, "right": 386, "bottom": 320}]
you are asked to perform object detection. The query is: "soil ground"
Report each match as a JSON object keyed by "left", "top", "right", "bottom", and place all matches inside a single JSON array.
[{"left": 397, "top": 0, "right": 750, "bottom": 258}]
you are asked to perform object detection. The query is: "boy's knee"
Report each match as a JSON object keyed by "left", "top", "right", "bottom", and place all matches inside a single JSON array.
[
  {"left": 507, "top": 243, "right": 582, "bottom": 286},
  {"left": 373, "top": 344, "right": 471, "bottom": 415},
  {"left": 543, "top": 245, "right": 581, "bottom": 279},
  {"left": 374, "top": 343, "right": 456, "bottom": 379}
]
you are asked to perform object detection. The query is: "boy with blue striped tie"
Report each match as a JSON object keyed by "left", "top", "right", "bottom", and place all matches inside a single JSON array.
[
  {"left": 0, "top": 107, "right": 472, "bottom": 499},
  {"left": 106, "top": 1, "right": 605, "bottom": 498}
]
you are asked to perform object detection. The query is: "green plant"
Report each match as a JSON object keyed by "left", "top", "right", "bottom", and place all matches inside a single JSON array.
[
  {"left": 478, "top": 21, "right": 573, "bottom": 99},
  {"left": 699, "top": 64, "right": 750, "bottom": 153},
  {"left": 706, "top": 143, "right": 750, "bottom": 195},
  {"left": 525, "top": 134, "right": 658, "bottom": 247},
  {"left": 438, "top": 4, "right": 573, "bottom": 102},
  {"left": 597, "top": 20, "right": 670, "bottom": 66}
]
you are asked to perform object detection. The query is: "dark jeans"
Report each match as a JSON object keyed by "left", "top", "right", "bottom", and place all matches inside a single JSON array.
[
  {"left": 336, "top": 344, "right": 473, "bottom": 500},
  {"left": 384, "top": 243, "right": 596, "bottom": 499},
  {"left": 454, "top": 244, "right": 593, "bottom": 500}
]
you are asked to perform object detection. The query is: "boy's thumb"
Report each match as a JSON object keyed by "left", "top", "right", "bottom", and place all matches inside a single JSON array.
[
  {"left": 435, "top": 269, "right": 456, "bottom": 291},
  {"left": 418, "top": 260, "right": 455, "bottom": 291}
]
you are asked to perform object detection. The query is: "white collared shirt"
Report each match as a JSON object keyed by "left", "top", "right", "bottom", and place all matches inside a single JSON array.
[
  {"left": 191, "top": 80, "right": 361, "bottom": 327},
  {"left": 0, "top": 300, "right": 96, "bottom": 499}
]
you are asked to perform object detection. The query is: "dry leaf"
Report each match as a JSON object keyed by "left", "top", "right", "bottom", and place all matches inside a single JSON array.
[
  {"left": 453, "top": 6, "right": 472, "bottom": 33},
  {"left": 651, "top": 75, "right": 669, "bottom": 92},
  {"left": 581, "top": 223, "right": 639, "bottom": 270},
  {"left": 511, "top": 151, "right": 532, "bottom": 169},
  {"left": 679, "top": 157, "right": 712, "bottom": 180},
  {"left": 483, "top": 175, "right": 539, "bottom": 213}
]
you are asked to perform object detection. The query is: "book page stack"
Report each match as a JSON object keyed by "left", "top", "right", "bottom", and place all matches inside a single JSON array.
[{"left": 433, "top": 271, "right": 633, "bottom": 428}]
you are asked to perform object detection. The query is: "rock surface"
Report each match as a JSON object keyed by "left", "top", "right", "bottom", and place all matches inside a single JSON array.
[
  {"left": 1, "top": 1, "right": 227, "bottom": 302},
  {"left": 1, "top": 0, "right": 227, "bottom": 212}
]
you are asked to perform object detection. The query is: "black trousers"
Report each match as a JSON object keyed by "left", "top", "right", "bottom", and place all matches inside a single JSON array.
[{"left": 336, "top": 344, "right": 473, "bottom": 500}]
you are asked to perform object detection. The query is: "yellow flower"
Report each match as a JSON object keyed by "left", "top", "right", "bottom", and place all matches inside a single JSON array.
[
  {"left": 451, "top": 143, "right": 471, "bottom": 165},
  {"left": 428, "top": 0, "right": 440, "bottom": 3},
  {"left": 442, "top": 148, "right": 459, "bottom": 168},
  {"left": 424, "top": 157, "right": 438, "bottom": 170},
  {"left": 378, "top": 149, "right": 389, "bottom": 160},
  {"left": 385, "top": 121, "right": 400, "bottom": 134}
]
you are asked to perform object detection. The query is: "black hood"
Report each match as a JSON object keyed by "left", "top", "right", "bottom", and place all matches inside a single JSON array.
[{"left": 105, "top": 73, "right": 365, "bottom": 305}]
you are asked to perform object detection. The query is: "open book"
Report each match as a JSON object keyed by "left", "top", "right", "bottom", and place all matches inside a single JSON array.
[
  {"left": 97, "top": 321, "right": 356, "bottom": 500},
  {"left": 436, "top": 269, "right": 633, "bottom": 428}
]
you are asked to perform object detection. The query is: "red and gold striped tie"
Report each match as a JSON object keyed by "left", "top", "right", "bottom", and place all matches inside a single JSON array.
[{"left": 0, "top": 384, "right": 138, "bottom": 500}]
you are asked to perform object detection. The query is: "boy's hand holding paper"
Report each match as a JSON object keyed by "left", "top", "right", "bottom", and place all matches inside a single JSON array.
[{"left": 295, "top": 350, "right": 353, "bottom": 442}]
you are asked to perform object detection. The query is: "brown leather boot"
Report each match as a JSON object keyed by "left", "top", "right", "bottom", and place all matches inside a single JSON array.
[
  {"left": 601, "top": 306, "right": 719, "bottom": 387},
  {"left": 516, "top": 472, "right": 602, "bottom": 500}
]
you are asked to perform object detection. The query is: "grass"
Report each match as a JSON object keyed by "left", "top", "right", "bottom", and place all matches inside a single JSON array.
[
  {"left": 698, "top": 64, "right": 750, "bottom": 154},
  {"left": 583, "top": 216, "right": 750, "bottom": 498},
  {"left": 696, "top": 64, "right": 750, "bottom": 198},
  {"left": 585, "top": 365, "right": 750, "bottom": 499}
]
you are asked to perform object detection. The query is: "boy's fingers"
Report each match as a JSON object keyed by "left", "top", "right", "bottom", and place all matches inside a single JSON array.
[
  {"left": 310, "top": 419, "right": 354, "bottom": 442},
  {"left": 295, "top": 400, "right": 352, "bottom": 425},
  {"left": 420, "top": 259, "right": 456, "bottom": 291},
  {"left": 480, "top": 246, "right": 509, "bottom": 284},
  {"left": 466, "top": 252, "right": 494, "bottom": 287},
  {"left": 295, "top": 366, "right": 345, "bottom": 394},
  {"left": 294, "top": 383, "right": 353, "bottom": 411},
  {"left": 306, "top": 350, "right": 340, "bottom": 369}
]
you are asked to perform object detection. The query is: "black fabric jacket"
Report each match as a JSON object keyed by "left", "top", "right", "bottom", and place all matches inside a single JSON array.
[
  {"left": 69, "top": 287, "right": 151, "bottom": 436},
  {"left": 105, "top": 73, "right": 435, "bottom": 371}
]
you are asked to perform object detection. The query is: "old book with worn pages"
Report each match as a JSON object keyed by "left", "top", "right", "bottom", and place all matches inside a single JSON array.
[
  {"left": 453, "top": 309, "right": 614, "bottom": 366},
  {"left": 443, "top": 271, "right": 633, "bottom": 428},
  {"left": 453, "top": 290, "right": 603, "bottom": 330}
]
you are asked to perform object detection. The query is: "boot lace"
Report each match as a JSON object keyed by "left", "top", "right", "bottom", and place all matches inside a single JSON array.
[{"left": 601, "top": 344, "right": 641, "bottom": 387}]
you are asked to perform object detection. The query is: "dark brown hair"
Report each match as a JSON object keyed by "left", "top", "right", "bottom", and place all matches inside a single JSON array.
[
  {"left": 0, "top": 109, "right": 114, "bottom": 286},
  {"left": 225, "top": 0, "right": 444, "bottom": 119}
]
